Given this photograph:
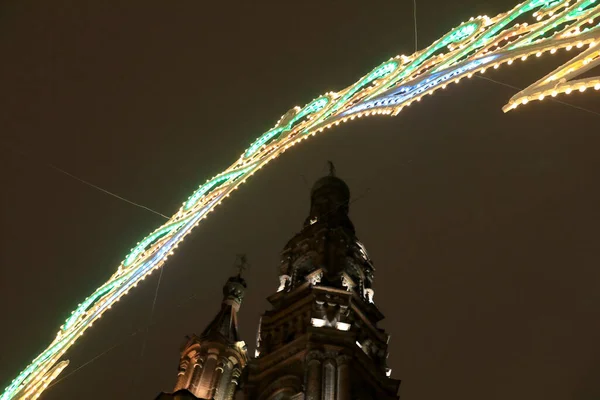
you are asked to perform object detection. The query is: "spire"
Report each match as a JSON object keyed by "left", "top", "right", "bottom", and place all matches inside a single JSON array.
[
  {"left": 166, "top": 269, "right": 248, "bottom": 399},
  {"left": 234, "top": 254, "right": 249, "bottom": 279},
  {"left": 327, "top": 160, "right": 336, "bottom": 176},
  {"left": 200, "top": 274, "right": 246, "bottom": 343}
]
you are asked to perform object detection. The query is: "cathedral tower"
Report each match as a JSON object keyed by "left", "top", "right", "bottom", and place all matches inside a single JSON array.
[
  {"left": 243, "top": 166, "right": 400, "bottom": 400},
  {"left": 157, "top": 275, "right": 248, "bottom": 399},
  {"left": 159, "top": 166, "right": 400, "bottom": 399}
]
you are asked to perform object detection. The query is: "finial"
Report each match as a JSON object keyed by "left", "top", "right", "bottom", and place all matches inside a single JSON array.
[
  {"left": 327, "top": 161, "right": 336, "bottom": 177},
  {"left": 234, "top": 254, "right": 249, "bottom": 277}
]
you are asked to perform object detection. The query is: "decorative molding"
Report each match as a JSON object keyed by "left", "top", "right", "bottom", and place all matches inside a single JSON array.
[
  {"left": 305, "top": 350, "right": 324, "bottom": 363},
  {"left": 278, "top": 275, "right": 291, "bottom": 292},
  {"left": 341, "top": 273, "right": 355, "bottom": 291},
  {"left": 335, "top": 355, "right": 352, "bottom": 367},
  {"left": 306, "top": 269, "right": 323, "bottom": 286}
]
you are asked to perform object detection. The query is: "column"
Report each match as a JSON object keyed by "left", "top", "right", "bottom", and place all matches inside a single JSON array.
[
  {"left": 336, "top": 355, "right": 351, "bottom": 400},
  {"left": 322, "top": 358, "right": 336, "bottom": 400},
  {"left": 188, "top": 358, "right": 204, "bottom": 394},
  {"left": 207, "top": 358, "right": 226, "bottom": 399},
  {"left": 197, "top": 352, "right": 218, "bottom": 398},
  {"left": 223, "top": 369, "right": 241, "bottom": 400},
  {"left": 174, "top": 357, "right": 190, "bottom": 391},
  {"left": 305, "top": 351, "right": 322, "bottom": 400},
  {"left": 215, "top": 358, "right": 234, "bottom": 400}
]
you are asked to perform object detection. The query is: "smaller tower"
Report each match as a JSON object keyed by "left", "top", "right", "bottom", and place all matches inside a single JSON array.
[{"left": 156, "top": 275, "right": 248, "bottom": 400}]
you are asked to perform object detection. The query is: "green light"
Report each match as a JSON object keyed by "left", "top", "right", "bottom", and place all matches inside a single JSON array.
[
  {"left": 123, "top": 219, "right": 189, "bottom": 266},
  {"left": 448, "top": 23, "right": 478, "bottom": 43},
  {"left": 245, "top": 96, "right": 329, "bottom": 157},
  {"left": 63, "top": 277, "right": 125, "bottom": 330},
  {"left": 244, "top": 127, "right": 286, "bottom": 158},
  {"left": 184, "top": 165, "right": 256, "bottom": 210},
  {"left": 312, "top": 61, "right": 398, "bottom": 124}
]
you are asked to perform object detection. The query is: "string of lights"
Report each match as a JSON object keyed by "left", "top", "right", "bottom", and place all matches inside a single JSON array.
[
  {"left": 3, "top": 0, "right": 599, "bottom": 398},
  {"left": 476, "top": 74, "right": 600, "bottom": 116},
  {"left": 47, "top": 289, "right": 205, "bottom": 391}
]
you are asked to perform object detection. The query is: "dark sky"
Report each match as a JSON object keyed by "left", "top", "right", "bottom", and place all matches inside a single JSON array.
[{"left": 2, "top": 1, "right": 600, "bottom": 399}]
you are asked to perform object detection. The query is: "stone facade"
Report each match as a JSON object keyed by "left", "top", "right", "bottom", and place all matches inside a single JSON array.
[{"left": 158, "top": 168, "right": 400, "bottom": 400}]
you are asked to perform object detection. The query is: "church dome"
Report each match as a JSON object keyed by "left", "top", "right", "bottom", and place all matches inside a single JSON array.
[
  {"left": 302, "top": 162, "right": 354, "bottom": 234},
  {"left": 310, "top": 174, "right": 350, "bottom": 202}
]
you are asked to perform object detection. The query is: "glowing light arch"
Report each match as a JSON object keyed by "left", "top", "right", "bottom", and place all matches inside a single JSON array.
[{"left": 3, "top": 0, "right": 599, "bottom": 398}]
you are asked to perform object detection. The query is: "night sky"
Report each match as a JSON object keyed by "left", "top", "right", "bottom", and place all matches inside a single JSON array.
[{"left": 2, "top": 1, "right": 600, "bottom": 399}]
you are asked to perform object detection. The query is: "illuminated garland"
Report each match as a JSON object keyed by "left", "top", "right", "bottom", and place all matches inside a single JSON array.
[{"left": 3, "top": 0, "right": 599, "bottom": 398}]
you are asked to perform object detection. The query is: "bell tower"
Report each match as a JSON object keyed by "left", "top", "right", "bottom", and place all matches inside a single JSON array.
[
  {"left": 243, "top": 166, "right": 400, "bottom": 400},
  {"left": 156, "top": 274, "right": 248, "bottom": 400}
]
